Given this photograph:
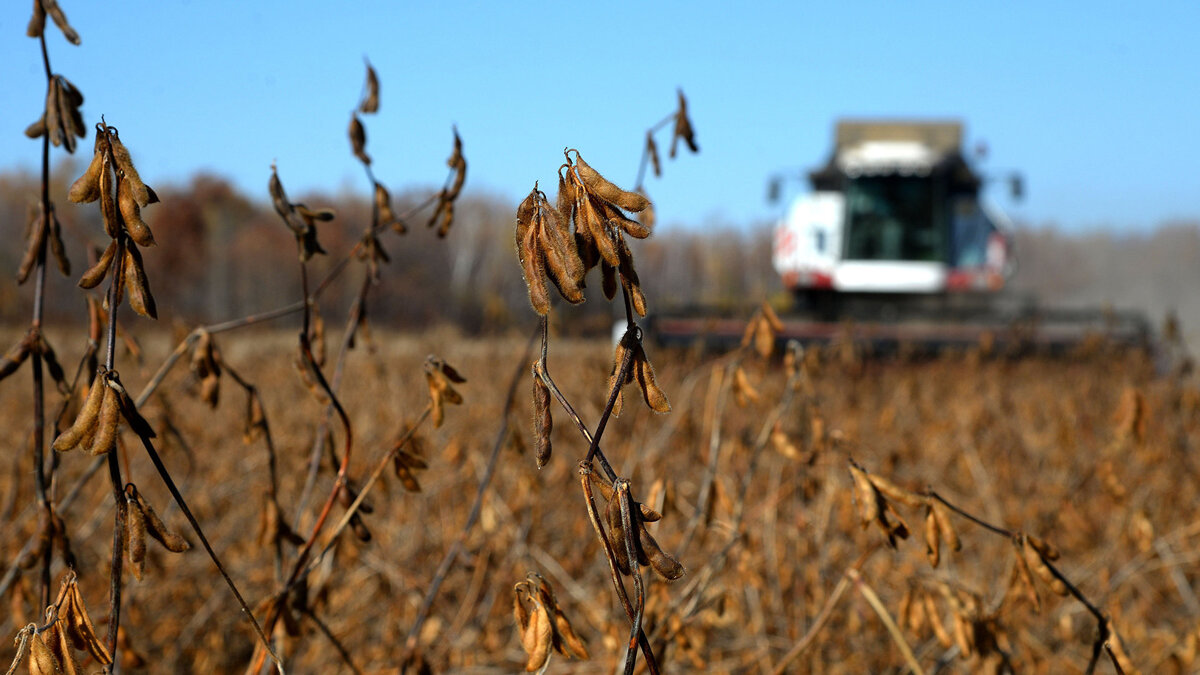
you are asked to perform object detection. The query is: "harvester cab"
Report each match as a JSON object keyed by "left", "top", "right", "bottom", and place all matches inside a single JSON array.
[{"left": 772, "top": 120, "right": 1015, "bottom": 314}]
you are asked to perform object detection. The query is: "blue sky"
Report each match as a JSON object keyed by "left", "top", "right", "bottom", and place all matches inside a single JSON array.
[{"left": 3, "top": 1, "right": 1198, "bottom": 233}]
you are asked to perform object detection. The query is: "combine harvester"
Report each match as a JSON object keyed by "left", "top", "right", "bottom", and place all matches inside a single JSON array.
[{"left": 649, "top": 119, "right": 1154, "bottom": 355}]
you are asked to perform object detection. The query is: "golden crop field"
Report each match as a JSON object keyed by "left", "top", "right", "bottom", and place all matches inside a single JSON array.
[{"left": 2, "top": 325, "right": 1198, "bottom": 674}]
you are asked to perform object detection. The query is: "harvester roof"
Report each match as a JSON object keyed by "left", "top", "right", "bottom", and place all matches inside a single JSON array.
[{"left": 810, "top": 118, "right": 978, "bottom": 189}]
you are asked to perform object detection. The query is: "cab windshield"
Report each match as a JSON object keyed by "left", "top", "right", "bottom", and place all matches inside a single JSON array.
[{"left": 843, "top": 175, "right": 943, "bottom": 262}]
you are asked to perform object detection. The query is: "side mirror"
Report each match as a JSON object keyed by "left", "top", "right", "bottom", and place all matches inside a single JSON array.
[
  {"left": 1009, "top": 174, "right": 1024, "bottom": 202},
  {"left": 766, "top": 177, "right": 782, "bottom": 205}
]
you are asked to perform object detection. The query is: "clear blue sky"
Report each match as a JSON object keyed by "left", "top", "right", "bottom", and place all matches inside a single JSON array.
[{"left": 3, "top": 1, "right": 1198, "bottom": 233}]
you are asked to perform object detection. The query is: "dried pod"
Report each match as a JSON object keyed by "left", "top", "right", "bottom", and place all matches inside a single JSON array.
[
  {"left": 359, "top": 60, "right": 379, "bottom": 114},
  {"left": 60, "top": 580, "right": 111, "bottom": 665},
  {"left": 270, "top": 166, "right": 330, "bottom": 261},
  {"left": 952, "top": 610, "right": 974, "bottom": 657},
  {"left": 16, "top": 207, "right": 47, "bottom": 285},
  {"left": 108, "top": 132, "right": 151, "bottom": 206},
  {"left": 553, "top": 607, "right": 589, "bottom": 660},
  {"left": 732, "top": 366, "right": 759, "bottom": 407},
  {"left": 556, "top": 166, "right": 576, "bottom": 227},
  {"left": 126, "top": 493, "right": 147, "bottom": 581},
  {"left": 517, "top": 212, "right": 550, "bottom": 315},
  {"left": 646, "top": 132, "right": 661, "bottom": 178},
  {"left": 36, "top": 335, "right": 67, "bottom": 395},
  {"left": 605, "top": 337, "right": 631, "bottom": 417},
  {"left": 29, "top": 631, "right": 60, "bottom": 675},
  {"left": 632, "top": 342, "right": 671, "bottom": 413},
  {"left": 41, "top": 0, "right": 80, "bottom": 45},
  {"left": 930, "top": 501, "right": 961, "bottom": 553},
  {"left": 86, "top": 380, "right": 119, "bottom": 456},
  {"left": 137, "top": 494, "right": 190, "bottom": 553},
  {"left": 754, "top": 314, "right": 775, "bottom": 358},
  {"left": 849, "top": 462, "right": 880, "bottom": 527},
  {"left": 0, "top": 333, "right": 35, "bottom": 382},
  {"left": 27, "top": 0, "right": 46, "bottom": 38},
  {"left": 349, "top": 114, "right": 370, "bottom": 165},
  {"left": 46, "top": 206, "right": 70, "bottom": 276},
  {"left": 374, "top": 182, "right": 404, "bottom": 233},
  {"left": 532, "top": 364, "right": 553, "bottom": 469},
  {"left": 670, "top": 89, "right": 699, "bottom": 158},
  {"left": 118, "top": 179, "right": 156, "bottom": 247},
  {"left": 25, "top": 115, "right": 47, "bottom": 140},
  {"left": 924, "top": 507, "right": 941, "bottom": 568},
  {"left": 392, "top": 449, "right": 424, "bottom": 492},
  {"left": 572, "top": 151, "right": 649, "bottom": 213},
  {"left": 99, "top": 153, "right": 118, "bottom": 238},
  {"left": 78, "top": 240, "right": 116, "bottom": 289},
  {"left": 638, "top": 519, "right": 685, "bottom": 580},
  {"left": 53, "top": 371, "right": 104, "bottom": 452},
  {"left": 605, "top": 493, "right": 632, "bottom": 576},
  {"left": 47, "top": 622, "right": 82, "bottom": 675},
  {"left": 68, "top": 143, "right": 104, "bottom": 203},
  {"left": 866, "top": 474, "right": 925, "bottom": 508},
  {"left": 123, "top": 245, "right": 157, "bottom": 319},
  {"left": 924, "top": 593, "right": 953, "bottom": 647},
  {"left": 1009, "top": 542, "right": 1042, "bottom": 612},
  {"left": 1021, "top": 534, "right": 1068, "bottom": 596}
]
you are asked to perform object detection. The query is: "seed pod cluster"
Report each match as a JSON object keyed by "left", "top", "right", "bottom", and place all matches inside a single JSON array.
[
  {"left": 515, "top": 185, "right": 585, "bottom": 314},
  {"left": 123, "top": 484, "right": 191, "bottom": 582},
  {"left": 1017, "top": 532, "right": 1068, "bottom": 598},
  {"left": 0, "top": 330, "right": 65, "bottom": 394},
  {"left": 26, "top": 0, "right": 80, "bottom": 45},
  {"left": 558, "top": 149, "right": 653, "bottom": 315},
  {"left": 269, "top": 164, "right": 333, "bottom": 261},
  {"left": 52, "top": 369, "right": 154, "bottom": 455},
  {"left": 17, "top": 572, "right": 114, "bottom": 673},
  {"left": 67, "top": 126, "right": 161, "bottom": 317},
  {"left": 605, "top": 329, "right": 670, "bottom": 416},
  {"left": 922, "top": 501, "right": 961, "bottom": 568},
  {"left": 52, "top": 370, "right": 113, "bottom": 455},
  {"left": 848, "top": 460, "right": 911, "bottom": 548},
  {"left": 391, "top": 430, "right": 428, "bottom": 493},
  {"left": 16, "top": 201, "right": 71, "bottom": 284},
  {"left": 424, "top": 356, "right": 466, "bottom": 428},
  {"left": 741, "top": 302, "right": 784, "bottom": 358},
  {"left": 593, "top": 476, "right": 685, "bottom": 581},
  {"left": 513, "top": 573, "right": 589, "bottom": 672},
  {"left": 26, "top": 74, "right": 86, "bottom": 153},
  {"left": 428, "top": 128, "right": 466, "bottom": 238}
]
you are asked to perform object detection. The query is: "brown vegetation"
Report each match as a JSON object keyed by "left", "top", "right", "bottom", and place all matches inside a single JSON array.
[{"left": 5, "top": 2, "right": 1200, "bottom": 674}]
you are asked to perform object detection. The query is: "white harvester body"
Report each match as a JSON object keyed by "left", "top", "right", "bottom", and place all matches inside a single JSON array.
[{"left": 773, "top": 120, "right": 1013, "bottom": 298}]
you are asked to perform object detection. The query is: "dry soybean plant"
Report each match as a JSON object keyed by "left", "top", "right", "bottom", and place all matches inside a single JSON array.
[
  {"left": 3, "top": 3, "right": 480, "bottom": 672},
  {"left": 515, "top": 93, "right": 698, "bottom": 673}
]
